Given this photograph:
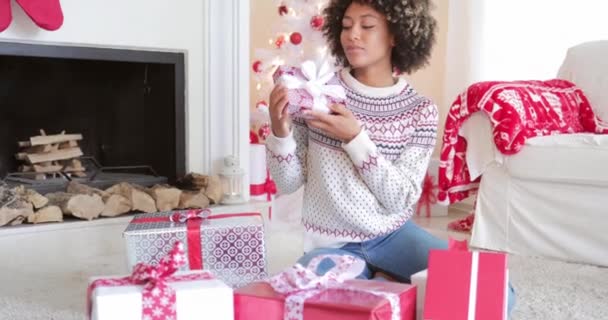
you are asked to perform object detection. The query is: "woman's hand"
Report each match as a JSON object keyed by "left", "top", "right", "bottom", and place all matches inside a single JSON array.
[
  {"left": 268, "top": 84, "right": 291, "bottom": 138},
  {"left": 305, "top": 104, "right": 361, "bottom": 143}
]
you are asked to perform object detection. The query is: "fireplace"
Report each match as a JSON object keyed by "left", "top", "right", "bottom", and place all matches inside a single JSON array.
[{"left": 0, "top": 42, "right": 186, "bottom": 191}]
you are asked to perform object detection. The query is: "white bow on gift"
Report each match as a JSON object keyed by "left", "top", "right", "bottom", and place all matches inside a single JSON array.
[
  {"left": 280, "top": 60, "right": 346, "bottom": 114},
  {"left": 268, "top": 254, "right": 401, "bottom": 320}
]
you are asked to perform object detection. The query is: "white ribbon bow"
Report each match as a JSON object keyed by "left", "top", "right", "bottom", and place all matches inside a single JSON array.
[
  {"left": 268, "top": 254, "right": 401, "bottom": 320},
  {"left": 280, "top": 60, "right": 346, "bottom": 114}
]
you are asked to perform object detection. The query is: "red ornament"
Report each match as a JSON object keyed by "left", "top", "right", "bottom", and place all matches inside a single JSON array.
[
  {"left": 250, "top": 130, "right": 260, "bottom": 144},
  {"left": 310, "top": 15, "right": 324, "bottom": 30},
  {"left": 256, "top": 100, "right": 268, "bottom": 110},
  {"left": 258, "top": 124, "right": 271, "bottom": 140},
  {"left": 252, "top": 60, "right": 263, "bottom": 73},
  {"left": 290, "top": 32, "right": 302, "bottom": 45},
  {"left": 275, "top": 35, "right": 286, "bottom": 48},
  {"left": 278, "top": 5, "right": 289, "bottom": 16}
]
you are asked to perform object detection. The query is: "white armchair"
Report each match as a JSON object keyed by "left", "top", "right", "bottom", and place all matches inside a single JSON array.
[{"left": 468, "top": 41, "right": 608, "bottom": 266}]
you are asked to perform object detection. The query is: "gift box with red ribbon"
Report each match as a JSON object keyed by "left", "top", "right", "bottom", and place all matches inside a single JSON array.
[
  {"left": 234, "top": 254, "right": 416, "bottom": 320},
  {"left": 250, "top": 143, "right": 277, "bottom": 219},
  {"left": 88, "top": 242, "right": 234, "bottom": 320},
  {"left": 424, "top": 239, "right": 509, "bottom": 320},
  {"left": 123, "top": 209, "right": 267, "bottom": 288}
]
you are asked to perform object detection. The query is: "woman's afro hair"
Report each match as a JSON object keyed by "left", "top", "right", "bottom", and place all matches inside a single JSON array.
[{"left": 323, "top": 0, "right": 437, "bottom": 74}]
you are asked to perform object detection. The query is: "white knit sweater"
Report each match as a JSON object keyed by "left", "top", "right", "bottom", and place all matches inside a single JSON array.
[{"left": 266, "top": 68, "right": 438, "bottom": 252}]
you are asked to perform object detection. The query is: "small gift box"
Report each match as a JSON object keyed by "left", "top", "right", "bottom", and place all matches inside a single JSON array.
[
  {"left": 410, "top": 269, "right": 428, "bottom": 320},
  {"left": 235, "top": 254, "right": 416, "bottom": 320},
  {"left": 123, "top": 208, "right": 268, "bottom": 288},
  {"left": 87, "top": 242, "right": 234, "bottom": 320},
  {"left": 249, "top": 143, "right": 277, "bottom": 219},
  {"left": 272, "top": 60, "right": 346, "bottom": 117},
  {"left": 424, "top": 239, "right": 509, "bottom": 320},
  {"left": 415, "top": 158, "right": 448, "bottom": 217}
]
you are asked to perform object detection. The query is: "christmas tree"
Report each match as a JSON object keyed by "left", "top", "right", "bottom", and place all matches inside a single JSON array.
[{"left": 250, "top": 0, "right": 330, "bottom": 143}]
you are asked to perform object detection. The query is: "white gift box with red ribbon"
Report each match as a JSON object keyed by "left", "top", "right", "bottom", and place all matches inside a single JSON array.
[
  {"left": 249, "top": 143, "right": 277, "bottom": 219},
  {"left": 87, "top": 242, "right": 234, "bottom": 320},
  {"left": 90, "top": 272, "right": 233, "bottom": 320}
]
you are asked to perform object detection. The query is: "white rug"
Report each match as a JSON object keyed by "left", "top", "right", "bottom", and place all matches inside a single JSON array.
[
  {"left": 1, "top": 190, "right": 607, "bottom": 319},
  {"left": 508, "top": 255, "right": 608, "bottom": 320}
]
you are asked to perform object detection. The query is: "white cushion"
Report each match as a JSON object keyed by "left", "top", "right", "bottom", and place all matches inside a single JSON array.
[
  {"left": 557, "top": 41, "right": 608, "bottom": 123},
  {"left": 505, "top": 133, "right": 608, "bottom": 186}
]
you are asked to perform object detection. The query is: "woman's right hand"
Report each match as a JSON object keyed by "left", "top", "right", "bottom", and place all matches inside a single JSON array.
[{"left": 269, "top": 84, "right": 291, "bottom": 138}]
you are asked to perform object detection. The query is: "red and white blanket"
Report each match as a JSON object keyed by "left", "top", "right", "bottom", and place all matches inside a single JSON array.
[{"left": 437, "top": 79, "right": 603, "bottom": 230}]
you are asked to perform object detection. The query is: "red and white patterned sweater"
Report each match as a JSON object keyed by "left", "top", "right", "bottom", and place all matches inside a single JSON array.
[{"left": 266, "top": 68, "right": 438, "bottom": 252}]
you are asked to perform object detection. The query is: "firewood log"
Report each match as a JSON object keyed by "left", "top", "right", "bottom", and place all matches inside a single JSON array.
[
  {"left": 46, "top": 192, "right": 104, "bottom": 220},
  {"left": 204, "top": 175, "right": 223, "bottom": 205},
  {"left": 28, "top": 206, "right": 63, "bottom": 224},
  {"left": 106, "top": 183, "right": 156, "bottom": 213},
  {"left": 0, "top": 185, "right": 35, "bottom": 226},
  {"left": 175, "top": 173, "right": 208, "bottom": 191},
  {"left": 68, "top": 181, "right": 132, "bottom": 217},
  {"left": 147, "top": 185, "right": 182, "bottom": 211},
  {"left": 179, "top": 191, "right": 210, "bottom": 209},
  {"left": 12, "top": 186, "right": 48, "bottom": 209}
]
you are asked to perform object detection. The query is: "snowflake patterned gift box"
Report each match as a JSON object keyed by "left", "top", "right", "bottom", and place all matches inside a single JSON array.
[
  {"left": 123, "top": 208, "right": 268, "bottom": 288},
  {"left": 272, "top": 60, "right": 347, "bottom": 117},
  {"left": 87, "top": 242, "right": 234, "bottom": 320},
  {"left": 234, "top": 254, "right": 417, "bottom": 320},
  {"left": 424, "top": 239, "right": 509, "bottom": 320}
]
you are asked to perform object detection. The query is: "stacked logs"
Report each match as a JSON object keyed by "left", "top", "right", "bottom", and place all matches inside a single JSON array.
[{"left": 0, "top": 173, "right": 223, "bottom": 226}]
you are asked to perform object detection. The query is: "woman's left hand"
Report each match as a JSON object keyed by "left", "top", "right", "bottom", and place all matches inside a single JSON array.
[{"left": 305, "top": 104, "right": 361, "bottom": 143}]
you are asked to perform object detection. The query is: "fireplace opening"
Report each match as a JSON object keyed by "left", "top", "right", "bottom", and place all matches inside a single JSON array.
[{"left": 0, "top": 42, "right": 186, "bottom": 193}]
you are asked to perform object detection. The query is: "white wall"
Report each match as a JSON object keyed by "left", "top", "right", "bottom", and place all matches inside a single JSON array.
[
  {"left": 0, "top": 0, "right": 250, "bottom": 187},
  {"left": 444, "top": 0, "right": 608, "bottom": 106}
]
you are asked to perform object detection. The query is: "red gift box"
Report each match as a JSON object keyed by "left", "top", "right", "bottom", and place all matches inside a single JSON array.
[
  {"left": 424, "top": 239, "right": 508, "bottom": 320},
  {"left": 235, "top": 280, "right": 415, "bottom": 320},
  {"left": 272, "top": 60, "right": 346, "bottom": 117},
  {"left": 234, "top": 254, "right": 415, "bottom": 320}
]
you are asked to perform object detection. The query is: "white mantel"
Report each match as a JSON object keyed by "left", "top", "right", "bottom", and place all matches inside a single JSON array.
[{"left": 0, "top": 0, "right": 251, "bottom": 197}]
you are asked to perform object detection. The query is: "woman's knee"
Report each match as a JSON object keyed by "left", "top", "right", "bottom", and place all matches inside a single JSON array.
[{"left": 296, "top": 249, "right": 372, "bottom": 279}]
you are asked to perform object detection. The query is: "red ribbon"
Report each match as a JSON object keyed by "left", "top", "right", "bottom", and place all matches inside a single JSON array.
[
  {"left": 448, "top": 237, "right": 469, "bottom": 251},
  {"left": 250, "top": 169, "right": 277, "bottom": 218},
  {"left": 416, "top": 173, "right": 438, "bottom": 217},
  {"left": 86, "top": 242, "right": 214, "bottom": 320},
  {"left": 250, "top": 170, "right": 277, "bottom": 200},
  {"left": 250, "top": 130, "right": 260, "bottom": 144},
  {"left": 131, "top": 209, "right": 263, "bottom": 270}
]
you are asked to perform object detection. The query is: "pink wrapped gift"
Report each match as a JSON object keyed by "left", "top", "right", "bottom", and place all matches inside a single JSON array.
[
  {"left": 424, "top": 239, "right": 509, "bottom": 320},
  {"left": 235, "top": 254, "right": 416, "bottom": 320},
  {"left": 272, "top": 60, "right": 346, "bottom": 117}
]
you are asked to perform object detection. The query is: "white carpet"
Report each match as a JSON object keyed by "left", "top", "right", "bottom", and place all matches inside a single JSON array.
[
  {"left": 508, "top": 255, "right": 608, "bottom": 320},
  {"left": 1, "top": 191, "right": 607, "bottom": 319}
]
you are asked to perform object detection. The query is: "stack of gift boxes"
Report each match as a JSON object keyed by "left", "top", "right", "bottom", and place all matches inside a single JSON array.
[{"left": 86, "top": 61, "right": 509, "bottom": 320}]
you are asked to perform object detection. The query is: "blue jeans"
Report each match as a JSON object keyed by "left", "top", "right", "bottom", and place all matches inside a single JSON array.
[{"left": 297, "top": 220, "right": 516, "bottom": 316}]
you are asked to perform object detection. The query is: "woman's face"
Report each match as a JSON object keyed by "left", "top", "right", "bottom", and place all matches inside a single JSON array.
[{"left": 340, "top": 2, "right": 394, "bottom": 70}]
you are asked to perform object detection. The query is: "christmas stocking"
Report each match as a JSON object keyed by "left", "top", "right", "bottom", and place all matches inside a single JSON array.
[
  {"left": 0, "top": 0, "right": 11, "bottom": 32},
  {"left": 16, "top": 0, "right": 64, "bottom": 31}
]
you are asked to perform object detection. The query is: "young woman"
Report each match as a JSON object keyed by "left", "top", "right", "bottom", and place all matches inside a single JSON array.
[{"left": 267, "top": 0, "right": 515, "bottom": 314}]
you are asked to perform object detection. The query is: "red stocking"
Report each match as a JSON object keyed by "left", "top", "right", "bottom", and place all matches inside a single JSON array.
[
  {"left": 15, "top": 0, "right": 64, "bottom": 31},
  {"left": 0, "top": 0, "right": 11, "bottom": 32}
]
